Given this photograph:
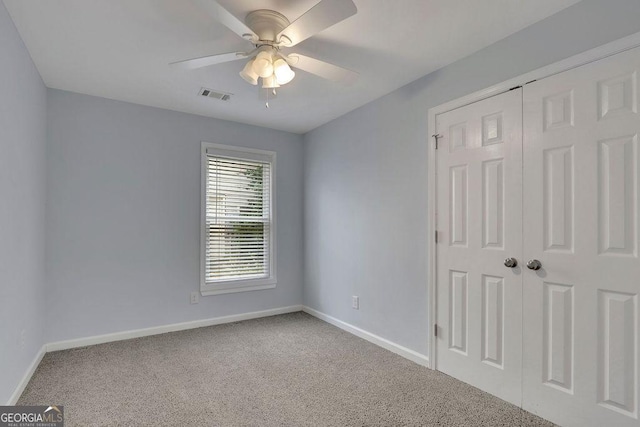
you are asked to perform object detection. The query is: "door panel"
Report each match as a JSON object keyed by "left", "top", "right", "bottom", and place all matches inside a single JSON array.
[
  {"left": 436, "top": 89, "right": 523, "bottom": 406},
  {"left": 523, "top": 47, "right": 640, "bottom": 427}
]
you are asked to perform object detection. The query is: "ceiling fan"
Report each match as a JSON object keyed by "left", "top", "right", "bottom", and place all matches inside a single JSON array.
[{"left": 171, "top": 0, "right": 359, "bottom": 92}]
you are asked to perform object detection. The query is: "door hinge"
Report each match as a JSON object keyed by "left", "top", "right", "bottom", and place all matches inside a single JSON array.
[
  {"left": 432, "top": 133, "right": 442, "bottom": 149},
  {"left": 435, "top": 230, "right": 438, "bottom": 243},
  {"left": 434, "top": 323, "right": 438, "bottom": 337}
]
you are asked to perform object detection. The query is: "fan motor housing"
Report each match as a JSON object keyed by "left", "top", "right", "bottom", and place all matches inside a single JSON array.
[{"left": 245, "top": 10, "right": 290, "bottom": 42}]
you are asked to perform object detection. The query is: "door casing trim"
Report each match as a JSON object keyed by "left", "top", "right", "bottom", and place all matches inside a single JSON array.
[{"left": 427, "top": 30, "right": 640, "bottom": 370}]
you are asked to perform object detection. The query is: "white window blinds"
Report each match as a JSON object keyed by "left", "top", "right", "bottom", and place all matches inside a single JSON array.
[{"left": 205, "top": 152, "right": 272, "bottom": 283}]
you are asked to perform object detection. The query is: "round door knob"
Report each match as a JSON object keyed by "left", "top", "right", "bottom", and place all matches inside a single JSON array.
[
  {"left": 527, "top": 259, "right": 542, "bottom": 270},
  {"left": 504, "top": 257, "right": 518, "bottom": 268}
]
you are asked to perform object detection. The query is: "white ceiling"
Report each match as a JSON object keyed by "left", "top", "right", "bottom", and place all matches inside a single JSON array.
[{"left": 4, "top": 0, "right": 580, "bottom": 133}]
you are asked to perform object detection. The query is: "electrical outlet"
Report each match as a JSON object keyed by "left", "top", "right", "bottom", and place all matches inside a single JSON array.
[
  {"left": 190, "top": 292, "right": 199, "bottom": 304},
  {"left": 352, "top": 296, "right": 359, "bottom": 310}
]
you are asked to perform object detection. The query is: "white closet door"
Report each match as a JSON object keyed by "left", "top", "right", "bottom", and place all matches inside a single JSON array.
[
  {"left": 523, "top": 47, "right": 640, "bottom": 426},
  {"left": 436, "top": 89, "right": 523, "bottom": 406}
]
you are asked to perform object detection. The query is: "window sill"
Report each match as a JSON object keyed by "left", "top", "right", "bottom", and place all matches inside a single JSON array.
[{"left": 201, "top": 280, "right": 276, "bottom": 296}]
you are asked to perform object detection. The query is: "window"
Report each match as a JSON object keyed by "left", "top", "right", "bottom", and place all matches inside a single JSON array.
[{"left": 201, "top": 142, "right": 276, "bottom": 295}]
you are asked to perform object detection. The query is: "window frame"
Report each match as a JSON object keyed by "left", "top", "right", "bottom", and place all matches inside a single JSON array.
[{"left": 200, "top": 142, "right": 277, "bottom": 296}]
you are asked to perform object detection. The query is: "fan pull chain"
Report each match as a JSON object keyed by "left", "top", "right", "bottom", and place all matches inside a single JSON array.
[{"left": 265, "top": 88, "right": 276, "bottom": 108}]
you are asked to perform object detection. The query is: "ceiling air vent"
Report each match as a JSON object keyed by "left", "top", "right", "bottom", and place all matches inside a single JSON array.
[{"left": 198, "top": 87, "right": 232, "bottom": 101}]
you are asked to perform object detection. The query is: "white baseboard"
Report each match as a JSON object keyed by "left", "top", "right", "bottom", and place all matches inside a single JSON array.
[
  {"left": 47, "top": 305, "right": 303, "bottom": 352},
  {"left": 7, "top": 305, "right": 301, "bottom": 404},
  {"left": 302, "top": 306, "right": 430, "bottom": 368},
  {"left": 7, "top": 345, "right": 46, "bottom": 405},
  {"left": 8, "top": 305, "right": 428, "bottom": 405}
]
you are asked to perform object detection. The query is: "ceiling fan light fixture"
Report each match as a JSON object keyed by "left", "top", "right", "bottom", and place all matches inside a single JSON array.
[
  {"left": 253, "top": 51, "right": 274, "bottom": 78},
  {"left": 273, "top": 58, "right": 295, "bottom": 85},
  {"left": 171, "top": 1, "right": 360, "bottom": 97},
  {"left": 239, "top": 59, "right": 259, "bottom": 85},
  {"left": 262, "top": 74, "right": 280, "bottom": 89}
]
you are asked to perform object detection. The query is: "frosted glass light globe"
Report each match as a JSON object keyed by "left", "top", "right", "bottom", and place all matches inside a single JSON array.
[
  {"left": 252, "top": 51, "right": 274, "bottom": 79},
  {"left": 273, "top": 58, "right": 295, "bottom": 85},
  {"left": 261, "top": 74, "right": 280, "bottom": 89},
  {"left": 239, "top": 59, "right": 258, "bottom": 85}
]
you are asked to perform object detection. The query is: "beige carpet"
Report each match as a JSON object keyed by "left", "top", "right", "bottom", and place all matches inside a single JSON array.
[{"left": 19, "top": 312, "right": 553, "bottom": 426}]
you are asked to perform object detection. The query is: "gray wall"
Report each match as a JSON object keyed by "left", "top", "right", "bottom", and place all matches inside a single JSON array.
[
  {"left": 45, "top": 90, "right": 304, "bottom": 342},
  {"left": 303, "top": 0, "right": 640, "bottom": 355},
  {"left": 0, "top": 2, "right": 47, "bottom": 403},
  {"left": 4, "top": 0, "right": 640, "bottom": 402}
]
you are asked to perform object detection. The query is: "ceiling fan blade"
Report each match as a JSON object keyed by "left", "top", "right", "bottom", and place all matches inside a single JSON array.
[
  {"left": 193, "top": 0, "right": 258, "bottom": 41},
  {"left": 170, "top": 51, "right": 245, "bottom": 70},
  {"left": 277, "top": 0, "right": 357, "bottom": 47},
  {"left": 287, "top": 54, "right": 358, "bottom": 84}
]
